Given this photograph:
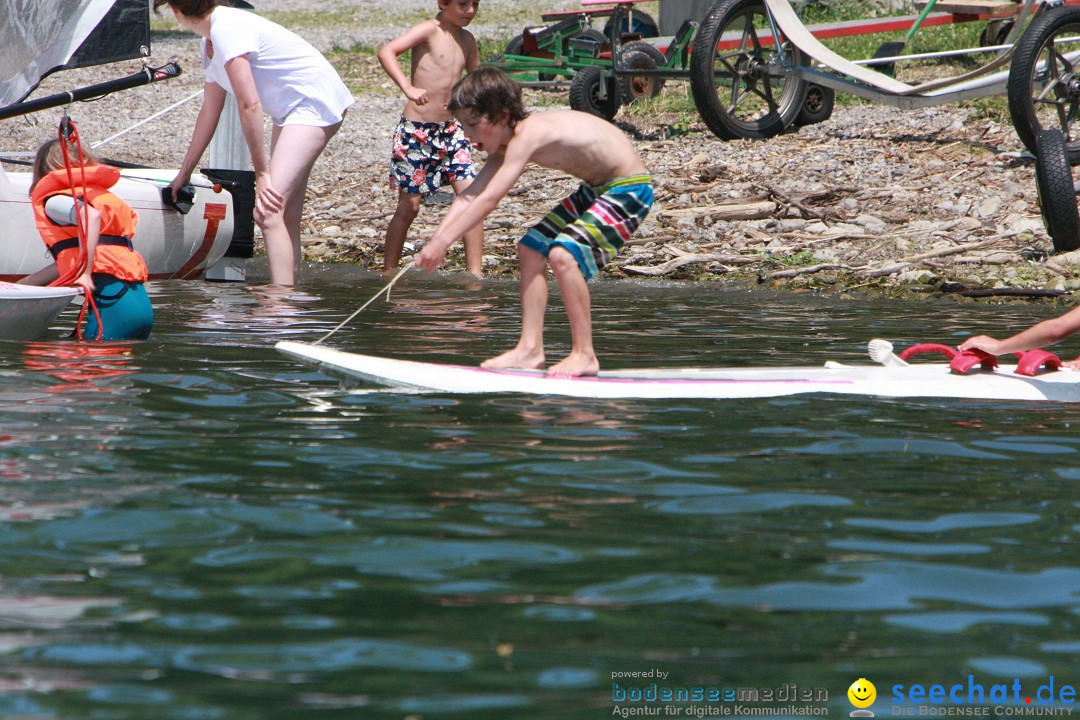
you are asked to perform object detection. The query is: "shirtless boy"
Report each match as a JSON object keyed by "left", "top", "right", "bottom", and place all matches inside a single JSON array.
[
  {"left": 377, "top": 0, "right": 484, "bottom": 276},
  {"left": 415, "top": 68, "right": 653, "bottom": 377}
]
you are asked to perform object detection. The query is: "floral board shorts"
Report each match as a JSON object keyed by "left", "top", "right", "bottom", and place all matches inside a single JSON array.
[
  {"left": 390, "top": 116, "right": 476, "bottom": 195},
  {"left": 520, "top": 174, "right": 653, "bottom": 281}
]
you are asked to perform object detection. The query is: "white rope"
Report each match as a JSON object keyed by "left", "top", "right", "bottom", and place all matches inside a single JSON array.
[
  {"left": 91, "top": 90, "right": 204, "bottom": 149},
  {"left": 314, "top": 262, "right": 414, "bottom": 345}
]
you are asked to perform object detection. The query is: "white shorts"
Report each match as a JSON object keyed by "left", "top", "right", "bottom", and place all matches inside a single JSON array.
[{"left": 277, "top": 100, "right": 351, "bottom": 128}]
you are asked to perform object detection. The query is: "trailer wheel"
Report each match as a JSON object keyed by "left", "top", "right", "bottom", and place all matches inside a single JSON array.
[
  {"left": 1007, "top": 6, "right": 1080, "bottom": 163},
  {"left": 619, "top": 42, "right": 667, "bottom": 104},
  {"left": 795, "top": 83, "right": 834, "bottom": 127},
  {"left": 979, "top": 19, "right": 1014, "bottom": 48},
  {"left": 569, "top": 65, "right": 621, "bottom": 121},
  {"left": 689, "top": 0, "right": 809, "bottom": 140},
  {"left": 603, "top": 10, "right": 659, "bottom": 40},
  {"left": 1035, "top": 129, "right": 1080, "bottom": 252}
]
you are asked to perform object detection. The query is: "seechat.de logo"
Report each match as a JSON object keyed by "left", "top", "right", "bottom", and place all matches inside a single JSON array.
[{"left": 849, "top": 678, "right": 877, "bottom": 717}]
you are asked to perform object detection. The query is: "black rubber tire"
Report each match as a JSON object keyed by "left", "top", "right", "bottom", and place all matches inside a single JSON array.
[
  {"left": 1035, "top": 128, "right": 1080, "bottom": 252},
  {"left": 1007, "top": 6, "right": 1080, "bottom": 163},
  {"left": 795, "top": 83, "right": 834, "bottom": 127},
  {"left": 504, "top": 34, "right": 524, "bottom": 57},
  {"left": 603, "top": 10, "right": 659, "bottom": 40},
  {"left": 979, "top": 19, "right": 1014, "bottom": 48},
  {"left": 618, "top": 42, "right": 667, "bottom": 104},
  {"left": 569, "top": 65, "right": 621, "bottom": 121},
  {"left": 689, "top": 0, "right": 809, "bottom": 140}
]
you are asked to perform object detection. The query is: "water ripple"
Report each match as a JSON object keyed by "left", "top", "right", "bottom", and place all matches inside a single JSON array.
[
  {"left": 195, "top": 536, "right": 580, "bottom": 581},
  {"left": 575, "top": 561, "right": 1080, "bottom": 611},
  {"left": 845, "top": 513, "right": 1040, "bottom": 533},
  {"left": 884, "top": 611, "right": 1049, "bottom": 633},
  {"left": 650, "top": 492, "right": 851, "bottom": 515},
  {"left": 171, "top": 638, "right": 473, "bottom": 676}
]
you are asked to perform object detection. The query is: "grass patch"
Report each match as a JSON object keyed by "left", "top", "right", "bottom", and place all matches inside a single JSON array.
[{"left": 769, "top": 249, "right": 819, "bottom": 267}]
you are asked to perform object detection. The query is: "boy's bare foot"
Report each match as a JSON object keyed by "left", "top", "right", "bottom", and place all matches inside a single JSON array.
[
  {"left": 547, "top": 351, "right": 599, "bottom": 378},
  {"left": 481, "top": 347, "right": 545, "bottom": 371}
]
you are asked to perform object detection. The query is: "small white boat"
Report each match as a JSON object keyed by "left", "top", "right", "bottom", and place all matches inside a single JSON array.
[
  {"left": 0, "top": 283, "right": 81, "bottom": 341},
  {"left": 275, "top": 340, "right": 1080, "bottom": 403}
]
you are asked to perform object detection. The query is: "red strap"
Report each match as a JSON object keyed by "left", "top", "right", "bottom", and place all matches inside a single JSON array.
[
  {"left": 1013, "top": 350, "right": 1062, "bottom": 376},
  {"left": 949, "top": 349, "right": 998, "bottom": 374},
  {"left": 898, "top": 343, "right": 958, "bottom": 361},
  {"left": 74, "top": 291, "right": 103, "bottom": 342},
  {"left": 49, "top": 116, "right": 91, "bottom": 289}
]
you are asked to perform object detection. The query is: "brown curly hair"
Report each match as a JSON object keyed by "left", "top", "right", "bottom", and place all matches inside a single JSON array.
[{"left": 449, "top": 67, "right": 530, "bottom": 127}]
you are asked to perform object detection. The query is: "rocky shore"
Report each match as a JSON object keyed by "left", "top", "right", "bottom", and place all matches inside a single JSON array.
[{"left": 3, "top": 0, "right": 1076, "bottom": 302}]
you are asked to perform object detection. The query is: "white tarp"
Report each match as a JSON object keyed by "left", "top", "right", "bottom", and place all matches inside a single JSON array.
[{"left": 0, "top": 0, "right": 116, "bottom": 107}]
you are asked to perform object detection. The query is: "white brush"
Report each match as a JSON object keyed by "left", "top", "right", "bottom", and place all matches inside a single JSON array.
[{"left": 867, "top": 338, "right": 909, "bottom": 367}]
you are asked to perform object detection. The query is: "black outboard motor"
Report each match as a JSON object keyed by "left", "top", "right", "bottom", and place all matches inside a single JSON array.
[{"left": 201, "top": 167, "right": 256, "bottom": 263}]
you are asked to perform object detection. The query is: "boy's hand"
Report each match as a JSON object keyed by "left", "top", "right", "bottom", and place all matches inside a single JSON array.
[
  {"left": 415, "top": 240, "right": 448, "bottom": 272},
  {"left": 406, "top": 85, "right": 430, "bottom": 105}
]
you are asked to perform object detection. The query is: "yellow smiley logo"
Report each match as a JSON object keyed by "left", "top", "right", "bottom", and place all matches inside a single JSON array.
[{"left": 848, "top": 678, "right": 876, "bottom": 709}]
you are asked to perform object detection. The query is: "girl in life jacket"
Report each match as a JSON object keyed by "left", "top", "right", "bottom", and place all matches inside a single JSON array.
[{"left": 19, "top": 138, "right": 154, "bottom": 340}]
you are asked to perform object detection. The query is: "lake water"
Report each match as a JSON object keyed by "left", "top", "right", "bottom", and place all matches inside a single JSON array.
[{"left": 0, "top": 265, "right": 1077, "bottom": 720}]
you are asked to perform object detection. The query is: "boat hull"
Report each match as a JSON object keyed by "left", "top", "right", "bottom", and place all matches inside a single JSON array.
[
  {"left": 275, "top": 341, "right": 1080, "bottom": 402},
  {"left": 0, "top": 282, "right": 80, "bottom": 340},
  {"left": 0, "top": 168, "right": 235, "bottom": 281}
]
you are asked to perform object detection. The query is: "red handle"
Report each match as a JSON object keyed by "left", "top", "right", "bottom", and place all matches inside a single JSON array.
[
  {"left": 949, "top": 349, "right": 998, "bottom": 374},
  {"left": 898, "top": 343, "right": 958, "bottom": 361},
  {"left": 1014, "top": 350, "right": 1062, "bottom": 376}
]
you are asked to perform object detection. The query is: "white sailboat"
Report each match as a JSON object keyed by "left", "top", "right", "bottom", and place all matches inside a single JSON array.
[{"left": 0, "top": 0, "right": 254, "bottom": 339}]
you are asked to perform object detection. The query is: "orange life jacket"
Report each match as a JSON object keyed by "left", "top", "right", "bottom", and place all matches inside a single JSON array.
[{"left": 30, "top": 164, "right": 148, "bottom": 283}]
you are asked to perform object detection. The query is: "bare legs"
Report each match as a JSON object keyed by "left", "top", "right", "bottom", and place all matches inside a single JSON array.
[
  {"left": 481, "top": 244, "right": 599, "bottom": 377},
  {"left": 450, "top": 177, "right": 484, "bottom": 277},
  {"left": 384, "top": 178, "right": 485, "bottom": 276},
  {"left": 384, "top": 191, "right": 422, "bottom": 272},
  {"left": 261, "top": 122, "right": 340, "bottom": 285},
  {"left": 481, "top": 244, "right": 547, "bottom": 371},
  {"left": 546, "top": 245, "right": 598, "bottom": 377}
]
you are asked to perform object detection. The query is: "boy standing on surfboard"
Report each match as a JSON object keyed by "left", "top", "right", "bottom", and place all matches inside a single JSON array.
[
  {"left": 377, "top": 0, "right": 484, "bottom": 276},
  {"left": 415, "top": 67, "right": 653, "bottom": 377}
]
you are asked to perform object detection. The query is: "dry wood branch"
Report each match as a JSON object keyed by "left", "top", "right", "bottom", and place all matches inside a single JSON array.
[
  {"left": 621, "top": 253, "right": 761, "bottom": 276},
  {"left": 758, "top": 183, "right": 827, "bottom": 220},
  {"left": 861, "top": 233, "right": 1020, "bottom": 278},
  {"left": 657, "top": 200, "right": 776, "bottom": 221},
  {"left": 763, "top": 263, "right": 860, "bottom": 280}
]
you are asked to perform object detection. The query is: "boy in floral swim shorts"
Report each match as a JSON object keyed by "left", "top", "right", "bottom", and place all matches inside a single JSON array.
[{"left": 377, "top": 0, "right": 484, "bottom": 276}]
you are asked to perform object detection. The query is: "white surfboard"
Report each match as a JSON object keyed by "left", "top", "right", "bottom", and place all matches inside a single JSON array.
[{"left": 275, "top": 341, "right": 1080, "bottom": 402}]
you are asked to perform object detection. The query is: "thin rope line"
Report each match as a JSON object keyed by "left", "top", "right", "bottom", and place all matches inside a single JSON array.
[
  {"left": 314, "top": 262, "right": 414, "bottom": 345},
  {"left": 91, "top": 90, "right": 204, "bottom": 149}
]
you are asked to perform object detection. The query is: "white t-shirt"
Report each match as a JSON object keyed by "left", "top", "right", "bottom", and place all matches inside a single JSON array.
[{"left": 201, "top": 6, "right": 354, "bottom": 126}]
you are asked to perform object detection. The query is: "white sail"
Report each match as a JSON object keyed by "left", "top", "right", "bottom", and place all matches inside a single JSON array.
[{"left": 0, "top": 0, "right": 135, "bottom": 106}]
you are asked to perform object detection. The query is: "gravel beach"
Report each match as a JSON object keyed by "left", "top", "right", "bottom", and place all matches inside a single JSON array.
[{"left": 2, "top": 0, "right": 1075, "bottom": 299}]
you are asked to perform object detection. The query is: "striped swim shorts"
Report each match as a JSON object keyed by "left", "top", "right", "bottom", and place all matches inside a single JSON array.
[{"left": 520, "top": 174, "right": 653, "bottom": 281}]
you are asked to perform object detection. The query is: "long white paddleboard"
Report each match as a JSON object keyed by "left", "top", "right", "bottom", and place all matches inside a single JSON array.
[{"left": 275, "top": 341, "right": 1080, "bottom": 402}]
